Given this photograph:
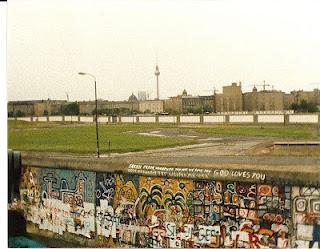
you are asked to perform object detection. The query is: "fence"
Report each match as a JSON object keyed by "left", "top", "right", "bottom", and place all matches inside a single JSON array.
[{"left": 13, "top": 114, "right": 320, "bottom": 125}]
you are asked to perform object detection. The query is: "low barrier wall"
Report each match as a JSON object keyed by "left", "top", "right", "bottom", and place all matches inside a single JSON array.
[
  {"left": 49, "top": 116, "right": 63, "bottom": 122},
  {"left": 229, "top": 115, "right": 254, "bottom": 123},
  {"left": 139, "top": 116, "right": 156, "bottom": 123},
  {"left": 121, "top": 116, "right": 136, "bottom": 123},
  {"left": 180, "top": 115, "right": 201, "bottom": 123},
  {"left": 64, "top": 116, "right": 78, "bottom": 122},
  {"left": 14, "top": 114, "right": 320, "bottom": 125},
  {"left": 203, "top": 115, "right": 225, "bottom": 123},
  {"left": 9, "top": 152, "right": 320, "bottom": 248},
  {"left": 80, "top": 116, "right": 94, "bottom": 123},
  {"left": 158, "top": 116, "right": 177, "bottom": 123},
  {"left": 289, "top": 114, "right": 319, "bottom": 124},
  {"left": 98, "top": 117, "right": 109, "bottom": 123},
  {"left": 258, "top": 115, "right": 284, "bottom": 123}
]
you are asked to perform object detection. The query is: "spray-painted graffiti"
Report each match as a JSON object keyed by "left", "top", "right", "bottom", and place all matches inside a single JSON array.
[
  {"left": 292, "top": 187, "right": 320, "bottom": 248},
  {"left": 19, "top": 167, "right": 96, "bottom": 238},
  {"left": 16, "top": 166, "right": 319, "bottom": 248}
]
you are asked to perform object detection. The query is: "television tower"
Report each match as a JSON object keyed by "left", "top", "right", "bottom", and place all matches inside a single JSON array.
[
  {"left": 154, "top": 50, "right": 161, "bottom": 100},
  {"left": 154, "top": 65, "right": 160, "bottom": 100}
]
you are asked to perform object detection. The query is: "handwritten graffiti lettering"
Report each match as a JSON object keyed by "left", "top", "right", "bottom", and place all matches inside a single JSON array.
[
  {"left": 198, "top": 225, "right": 221, "bottom": 244},
  {"left": 128, "top": 164, "right": 267, "bottom": 181}
]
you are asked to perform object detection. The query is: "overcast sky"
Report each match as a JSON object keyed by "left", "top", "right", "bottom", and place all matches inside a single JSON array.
[{"left": 7, "top": 0, "right": 320, "bottom": 101}]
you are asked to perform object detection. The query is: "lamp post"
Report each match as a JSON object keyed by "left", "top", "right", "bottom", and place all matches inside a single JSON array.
[{"left": 78, "top": 72, "right": 100, "bottom": 158}]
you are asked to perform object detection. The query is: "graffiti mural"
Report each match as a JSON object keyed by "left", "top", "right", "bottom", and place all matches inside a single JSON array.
[
  {"left": 15, "top": 166, "right": 320, "bottom": 248},
  {"left": 292, "top": 187, "right": 320, "bottom": 248},
  {"left": 18, "top": 167, "right": 96, "bottom": 238},
  {"left": 18, "top": 167, "right": 42, "bottom": 223},
  {"left": 95, "top": 173, "right": 140, "bottom": 246}
]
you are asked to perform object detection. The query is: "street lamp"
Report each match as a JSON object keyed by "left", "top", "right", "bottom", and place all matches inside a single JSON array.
[{"left": 78, "top": 72, "right": 100, "bottom": 158}]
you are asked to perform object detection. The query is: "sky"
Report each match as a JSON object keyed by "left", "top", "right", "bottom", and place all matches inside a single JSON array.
[{"left": 6, "top": 0, "right": 320, "bottom": 101}]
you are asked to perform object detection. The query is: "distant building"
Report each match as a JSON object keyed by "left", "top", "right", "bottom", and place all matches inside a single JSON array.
[
  {"left": 128, "top": 93, "right": 138, "bottom": 102},
  {"left": 164, "top": 89, "right": 214, "bottom": 114},
  {"left": 8, "top": 99, "right": 67, "bottom": 116},
  {"left": 215, "top": 82, "right": 243, "bottom": 112},
  {"left": 182, "top": 96, "right": 204, "bottom": 113},
  {"left": 201, "top": 95, "right": 215, "bottom": 112},
  {"left": 284, "top": 89, "right": 320, "bottom": 109},
  {"left": 8, "top": 101, "right": 35, "bottom": 116},
  {"left": 243, "top": 87, "right": 284, "bottom": 111},
  {"left": 164, "top": 96, "right": 183, "bottom": 114},
  {"left": 79, "top": 99, "right": 139, "bottom": 115},
  {"left": 8, "top": 86, "right": 320, "bottom": 117},
  {"left": 137, "top": 91, "right": 148, "bottom": 101},
  {"left": 139, "top": 100, "right": 164, "bottom": 113}
]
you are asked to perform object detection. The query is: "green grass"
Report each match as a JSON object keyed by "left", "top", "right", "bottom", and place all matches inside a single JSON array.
[
  {"left": 8, "top": 120, "right": 318, "bottom": 154},
  {"left": 186, "top": 124, "right": 317, "bottom": 139},
  {"left": 8, "top": 121, "right": 196, "bottom": 154}
]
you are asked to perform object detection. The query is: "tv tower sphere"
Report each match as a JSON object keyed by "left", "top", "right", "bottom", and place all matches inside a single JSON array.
[{"left": 155, "top": 65, "right": 160, "bottom": 76}]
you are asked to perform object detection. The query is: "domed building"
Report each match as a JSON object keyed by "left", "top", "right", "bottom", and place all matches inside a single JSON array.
[
  {"left": 128, "top": 93, "right": 138, "bottom": 102},
  {"left": 182, "top": 89, "right": 188, "bottom": 96}
]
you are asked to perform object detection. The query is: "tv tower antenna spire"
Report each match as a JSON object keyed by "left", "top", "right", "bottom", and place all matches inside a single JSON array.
[{"left": 154, "top": 50, "right": 160, "bottom": 100}]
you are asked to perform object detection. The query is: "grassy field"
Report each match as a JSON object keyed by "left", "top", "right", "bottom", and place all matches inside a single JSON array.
[
  {"left": 188, "top": 124, "right": 318, "bottom": 139},
  {"left": 8, "top": 121, "right": 196, "bottom": 154},
  {"left": 8, "top": 120, "right": 319, "bottom": 154}
]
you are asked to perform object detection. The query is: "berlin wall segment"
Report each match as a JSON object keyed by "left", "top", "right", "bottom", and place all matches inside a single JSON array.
[{"left": 13, "top": 165, "right": 320, "bottom": 248}]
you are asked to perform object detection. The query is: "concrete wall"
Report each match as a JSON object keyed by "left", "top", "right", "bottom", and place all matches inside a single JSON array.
[
  {"left": 139, "top": 116, "right": 156, "bottom": 123},
  {"left": 11, "top": 114, "right": 320, "bottom": 124},
  {"left": 17, "top": 117, "right": 32, "bottom": 122},
  {"left": 203, "top": 115, "right": 225, "bottom": 123},
  {"left": 158, "top": 116, "right": 177, "bottom": 123},
  {"left": 258, "top": 115, "right": 284, "bottom": 123},
  {"left": 37, "top": 116, "right": 48, "bottom": 122},
  {"left": 64, "top": 116, "right": 79, "bottom": 122},
  {"left": 80, "top": 116, "right": 94, "bottom": 123},
  {"left": 229, "top": 115, "right": 254, "bottom": 123},
  {"left": 14, "top": 163, "right": 320, "bottom": 248},
  {"left": 121, "top": 116, "right": 136, "bottom": 123},
  {"left": 180, "top": 115, "right": 201, "bottom": 123},
  {"left": 49, "top": 116, "right": 63, "bottom": 122},
  {"left": 289, "top": 114, "right": 319, "bottom": 124},
  {"left": 98, "top": 117, "right": 109, "bottom": 123}
]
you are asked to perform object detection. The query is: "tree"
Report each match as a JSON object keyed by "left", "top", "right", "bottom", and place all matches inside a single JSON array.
[
  {"left": 185, "top": 107, "right": 194, "bottom": 114},
  {"left": 203, "top": 105, "right": 213, "bottom": 113},
  {"left": 164, "top": 108, "right": 179, "bottom": 115},
  {"left": 15, "top": 110, "right": 25, "bottom": 117},
  {"left": 291, "top": 100, "right": 318, "bottom": 113},
  {"left": 61, "top": 102, "right": 79, "bottom": 115}
]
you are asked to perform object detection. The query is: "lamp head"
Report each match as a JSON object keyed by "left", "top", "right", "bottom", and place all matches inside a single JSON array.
[{"left": 78, "top": 72, "right": 86, "bottom": 75}]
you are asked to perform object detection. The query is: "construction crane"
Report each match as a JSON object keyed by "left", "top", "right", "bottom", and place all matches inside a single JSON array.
[
  {"left": 250, "top": 81, "right": 270, "bottom": 91},
  {"left": 310, "top": 82, "right": 320, "bottom": 89},
  {"left": 203, "top": 86, "right": 219, "bottom": 96},
  {"left": 65, "top": 92, "right": 69, "bottom": 102}
]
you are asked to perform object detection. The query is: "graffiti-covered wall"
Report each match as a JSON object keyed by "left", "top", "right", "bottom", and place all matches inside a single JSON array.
[
  {"left": 19, "top": 167, "right": 96, "bottom": 238},
  {"left": 16, "top": 166, "right": 320, "bottom": 248}
]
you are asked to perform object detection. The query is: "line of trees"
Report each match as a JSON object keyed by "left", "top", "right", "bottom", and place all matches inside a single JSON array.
[
  {"left": 91, "top": 107, "right": 136, "bottom": 116},
  {"left": 60, "top": 102, "right": 80, "bottom": 115},
  {"left": 291, "top": 100, "right": 319, "bottom": 113}
]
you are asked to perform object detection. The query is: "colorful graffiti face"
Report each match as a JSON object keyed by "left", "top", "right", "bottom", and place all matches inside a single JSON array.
[{"left": 16, "top": 167, "right": 320, "bottom": 248}]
